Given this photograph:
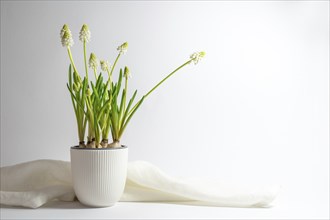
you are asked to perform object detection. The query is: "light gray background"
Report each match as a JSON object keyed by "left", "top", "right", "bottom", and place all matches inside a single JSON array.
[{"left": 1, "top": 1, "right": 329, "bottom": 219}]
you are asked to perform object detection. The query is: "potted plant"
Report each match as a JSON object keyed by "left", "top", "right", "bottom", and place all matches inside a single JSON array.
[{"left": 60, "top": 24, "right": 205, "bottom": 207}]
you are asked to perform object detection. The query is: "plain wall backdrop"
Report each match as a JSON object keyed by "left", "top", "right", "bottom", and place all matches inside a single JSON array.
[{"left": 1, "top": 1, "right": 329, "bottom": 218}]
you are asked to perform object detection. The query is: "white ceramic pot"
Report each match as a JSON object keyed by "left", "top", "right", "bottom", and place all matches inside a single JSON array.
[{"left": 70, "top": 146, "right": 128, "bottom": 207}]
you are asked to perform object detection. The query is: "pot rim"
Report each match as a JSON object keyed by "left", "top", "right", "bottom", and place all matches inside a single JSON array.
[{"left": 71, "top": 145, "right": 127, "bottom": 150}]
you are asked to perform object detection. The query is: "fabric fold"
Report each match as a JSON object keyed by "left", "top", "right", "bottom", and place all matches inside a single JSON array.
[{"left": 0, "top": 160, "right": 280, "bottom": 208}]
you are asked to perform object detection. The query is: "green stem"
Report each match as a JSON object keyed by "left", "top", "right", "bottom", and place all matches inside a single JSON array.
[
  {"left": 124, "top": 77, "right": 128, "bottom": 113},
  {"left": 93, "top": 68, "right": 97, "bottom": 80},
  {"left": 83, "top": 41, "right": 89, "bottom": 82},
  {"left": 129, "top": 59, "right": 192, "bottom": 115},
  {"left": 106, "top": 69, "right": 113, "bottom": 90},
  {"left": 109, "top": 53, "right": 121, "bottom": 77},
  {"left": 67, "top": 47, "right": 79, "bottom": 75},
  {"left": 145, "top": 60, "right": 191, "bottom": 98}
]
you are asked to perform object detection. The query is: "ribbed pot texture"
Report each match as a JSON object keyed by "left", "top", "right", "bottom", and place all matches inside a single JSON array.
[{"left": 70, "top": 146, "right": 128, "bottom": 207}]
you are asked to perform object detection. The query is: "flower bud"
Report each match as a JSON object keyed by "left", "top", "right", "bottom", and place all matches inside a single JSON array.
[
  {"left": 73, "top": 71, "right": 82, "bottom": 84},
  {"left": 89, "top": 53, "right": 99, "bottom": 69},
  {"left": 86, "top": 88, "right": 92, "bottom": 96},
  {"left": 73, "top": 82, "right": 81, "bottom": 92},
  {"left": 190, "top": 51, "right": 206, "bottom": 65},
  {"left": 100, "top": 60, "right": 110, "bottom": 72},
  {"left": 117, "top": 42, "right": 128, "bottom": 54},
  {"left": 60, "top": 24, "right": 74, "bottom": 47},
  {"left": 124, "top": 66, "right": 131, "bottom": 79},
  {"left": 79, "top": 24, "right": 91, "bottom": 43},
  {"left": 60, "top": 24, "right": 70, "bottom": 38}
]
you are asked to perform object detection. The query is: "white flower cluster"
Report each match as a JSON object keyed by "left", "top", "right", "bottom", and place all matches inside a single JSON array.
[
  {"left": 79, "top": 24, "right": 91, "bottom": 43},
  {"left": 100, "top": 60, "right": 110, "bottom": 72},
  {"left": 60, "top": 24, "right": 74, "bottom": 47},
  {"left": 117, "top": 42, "right": 128, "bottom": 54},
  {"left": 190, "top": 51, "right": 206, "bottom": 65},
  {"left": 89, "top": 53, "right": 99, "bottom": 69}
]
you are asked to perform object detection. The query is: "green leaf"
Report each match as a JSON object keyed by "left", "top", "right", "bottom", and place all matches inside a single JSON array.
[
  {"left": 83, "top": 116, "right": 88, "bottom": 136},
  {"left": 85, "top": 96, "right": 94, "bottom": 120},
  {"left": 96, "top": 73, "right": 103, "bottom": 88},
  {"left": 119, "top": 96, "right": 145, "bottom": 139},
  {"left": 101, "top": 81, "right": 110, "bottom": 100},
  {"left": 68, "top": 64, "right": 73, "bottom": 89},
  {"left": 120, "top": 90, "right": 137, "bottom": 129},
  {"left": 67, "top": 83, "right": 86, "bottom": 115},
  {"left": 111, "top": 102, "right": 119, "bottom": 140},
  {"left": 115, "top": 69, "right": 123, "bottom": 98},
  {"left": 81, "top": 78, "right": 88, "bottom": 109},
  {"left": 118, "top": 89, "right": 126, "bottom": 126},
  {"left": 90, "top": 82, "right": 102, "bottom": 111},
  {"left": 94, "top": 113, "right": 101, "bottom": 145},
  {"left": 67, "top": 83, "right": 77, "bottom": 115},
  {"left": 97, "top": 98, "right": 111, "bottom": 121}
]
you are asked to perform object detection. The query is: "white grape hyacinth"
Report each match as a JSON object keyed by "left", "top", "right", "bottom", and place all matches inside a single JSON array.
[
  {"left": 89, "top": 53, "right": 99, "bottom": 69},
  {"left": 117, "top": 42, "right": 128, "bottom": 54},
  {"left": 79, "top": 24, "right": 91, "bottom": 43},
  {"left": 60, "top": 24, "right": 74, "bottom": 47},
  {"left": 100, "top": 60, "right": 110, "bottom": 72},
  {"left": 190, "top": 51, "right": 206, "bottom": 65}
]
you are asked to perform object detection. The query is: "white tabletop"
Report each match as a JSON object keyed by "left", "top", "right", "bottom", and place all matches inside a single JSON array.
[{"left": 1, "top": 195, "right": 329, "bottom": 219}]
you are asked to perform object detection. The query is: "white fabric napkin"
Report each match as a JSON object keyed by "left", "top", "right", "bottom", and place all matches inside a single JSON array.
[{"left": 0, "top": 160, "right": 280, "bottom": 208}]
